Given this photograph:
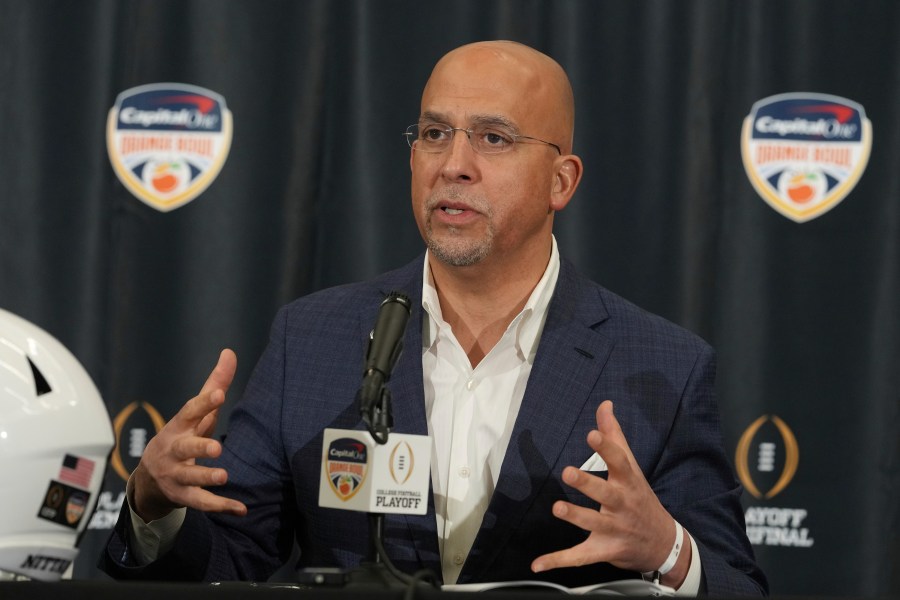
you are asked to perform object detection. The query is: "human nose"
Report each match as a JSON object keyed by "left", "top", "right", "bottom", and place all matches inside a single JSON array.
[{"left": 440, "top": 129, "right": 478, "bottom": 182}]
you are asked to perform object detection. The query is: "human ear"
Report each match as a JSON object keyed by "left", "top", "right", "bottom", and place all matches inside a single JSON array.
[{"left": 549, "top": 155, "right": 583, "bottom": 211}]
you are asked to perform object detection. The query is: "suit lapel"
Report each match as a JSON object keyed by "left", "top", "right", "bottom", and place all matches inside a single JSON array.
[
  {"left": 362, "top": 257, "right": 428, "bottom": 437},
  {"left": 462, "top": 261, "right": 615, "bottom": 582},
  {"left": 366, "top": 258, "right": 443, "bottom": 574}
]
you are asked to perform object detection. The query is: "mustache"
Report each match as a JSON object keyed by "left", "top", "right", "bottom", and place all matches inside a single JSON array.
[{"left": 424, "top": 187, "right": 492, "bottom": 214}]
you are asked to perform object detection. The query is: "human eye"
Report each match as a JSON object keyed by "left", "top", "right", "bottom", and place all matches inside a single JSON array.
[
  {"left": 476, "top": 127, "right": 515, "bottom": 152},
  {"left": 420, "top": 124, "right": 451, "bottom": 143}
]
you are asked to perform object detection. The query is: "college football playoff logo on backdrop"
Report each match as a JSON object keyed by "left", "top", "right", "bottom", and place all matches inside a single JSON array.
[
  {"left": 735, "top": 414, "right": 799, "bottom": 500},
  {"left": 107, "top": 83, "right": 232, "bottom": 212},
  {"left": 736, "top": 415, "right": 815, "bottom": 548},
  {"left": 741, "top": 93, "right": 871, "bottom": 223},
  {"left": 110, "top": 401, "right": 167, "bottom": 482}
]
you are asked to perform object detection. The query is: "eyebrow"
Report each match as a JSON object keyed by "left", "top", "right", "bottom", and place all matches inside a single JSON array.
[{"left": 419, "top": 111, "right": 520, "bottom": 133}]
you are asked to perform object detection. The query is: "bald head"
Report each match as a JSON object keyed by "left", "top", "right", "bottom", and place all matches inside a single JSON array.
[{"left": 422, "top": 41, "right": 576, "bottom": 153}]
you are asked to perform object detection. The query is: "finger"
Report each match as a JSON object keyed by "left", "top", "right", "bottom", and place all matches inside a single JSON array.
[
  {"left": 169, "top": 434, "right": 223, "bottom": 463},
  {"left": 196, "top": 406, "right": 220, "bottom": 439},
  {"left": 549, "top": 497, "right": 613, "bottom": 533},
  {"left": 198, "top": 349, "right": 238, "bottom": 398},
  {"left": 595, "top": 400, "right": 630, "bottom": 449},
  {"left": 560, "top": 466, "right": 622, "bottom": 508},
  {"left": 170, "top": 463, "right": 230, "bottom": 488},
  {"left": 167, "top": 350, "right": 235, "bottom": 433},
  {"left": 531, "top": 539, "right": 604, "bottom": 573},
  {"left": 172, "top": 388, "right": 227, "bottom": 432},
  {"left": 584, "top": 428, "right": 635, "bottom": 486},
  {"left": 592, "top": 403, "right": 642, "bottom": 481},
  {"left": 178, "top": 486, "right": 247, "bottom": 516}
]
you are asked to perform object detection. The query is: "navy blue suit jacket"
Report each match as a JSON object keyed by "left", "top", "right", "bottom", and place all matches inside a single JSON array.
[{"left": 100, "top": 256, "right": 767, "bottom": 595}]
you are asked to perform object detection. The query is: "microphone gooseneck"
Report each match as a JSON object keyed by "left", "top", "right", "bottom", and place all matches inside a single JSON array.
[{"left": 359, "top": 291, "right": 411, "bottom": 444}]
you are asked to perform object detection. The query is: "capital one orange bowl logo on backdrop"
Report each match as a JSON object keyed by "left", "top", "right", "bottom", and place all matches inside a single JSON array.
[
  {"left": 741, "top": 93, "right": 871, "bottom": 223},
  {"left": 107, "top": 83, "right": 232, "bottom": 212}
]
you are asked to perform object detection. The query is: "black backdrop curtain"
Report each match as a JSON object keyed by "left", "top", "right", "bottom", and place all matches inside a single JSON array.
[{"left": 1, "top": 0, "right": 898, "bottom": 595}]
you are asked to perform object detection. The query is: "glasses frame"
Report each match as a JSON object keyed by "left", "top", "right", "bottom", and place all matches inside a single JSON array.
[{"left": 404, "top": 123, "right": 562, "bottom": 155}]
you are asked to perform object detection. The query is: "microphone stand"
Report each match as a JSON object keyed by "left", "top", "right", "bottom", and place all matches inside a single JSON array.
[
  {"left": 341, "top": 291, "right": 437, "bottom": 590},
  {"left": 347, "top": 380, "right": 414, "bottom": 589}
]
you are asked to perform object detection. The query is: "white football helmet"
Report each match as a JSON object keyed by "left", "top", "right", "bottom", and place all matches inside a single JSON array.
[{"left": 0, "top": 308, "right": 114, "bottom": 581}]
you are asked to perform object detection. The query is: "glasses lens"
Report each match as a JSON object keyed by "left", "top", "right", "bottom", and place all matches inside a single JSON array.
[
  {"left": 407, "top": 124, "right": 454, "bottom": 153},
  {"left": 405, "top": 123, "right": 528, "bottom": 154},
  {"left": 405, "top": 124, "right": 419, "bottom": 149},
  {"left": 470, "top": 126, "right": 515, "bottom": 154}
]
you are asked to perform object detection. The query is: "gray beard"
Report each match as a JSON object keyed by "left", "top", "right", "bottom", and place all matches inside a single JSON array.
[
  {"left": 422, "top": 187, "right": 494, "bottom": 267},
  {"left": 424, "top": 225, "right": 494, "bottom": 266}
]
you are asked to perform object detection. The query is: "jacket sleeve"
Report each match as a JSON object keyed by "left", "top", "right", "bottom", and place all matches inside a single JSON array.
[
  {"left": 648, "top": 345, "right": 768, "bottom": 596},
  {"left": 98, "top": 307, "right": 297, "bottom": 582}
]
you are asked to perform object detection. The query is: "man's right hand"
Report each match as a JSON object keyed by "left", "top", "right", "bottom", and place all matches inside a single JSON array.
[{"left": 131, "top": 349, "right": 248, "bottom": 522}]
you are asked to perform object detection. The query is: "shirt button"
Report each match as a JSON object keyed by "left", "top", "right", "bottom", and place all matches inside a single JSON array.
[
  {"left": 454, "top": 553, "right": 465, "bottom": 565},
  {"left": 466, "top": 379, "right": 475, "bottom": 390},
  {"left": 458, "top": 466, "right": 470, "bottom": 478}
]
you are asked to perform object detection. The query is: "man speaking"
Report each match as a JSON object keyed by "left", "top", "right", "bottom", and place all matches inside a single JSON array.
[{"left": 99, "top": 40, "right": 766, "bottom": 596}]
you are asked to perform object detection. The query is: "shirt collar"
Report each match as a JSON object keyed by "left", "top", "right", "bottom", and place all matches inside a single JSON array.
[{"left": 421, "top": 236, "right": 560, "bottom": 362}]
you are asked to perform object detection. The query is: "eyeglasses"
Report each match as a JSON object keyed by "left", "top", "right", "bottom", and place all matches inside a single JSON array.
[{"left": 405, "top": 123, "right": 561, "bottom": 155}]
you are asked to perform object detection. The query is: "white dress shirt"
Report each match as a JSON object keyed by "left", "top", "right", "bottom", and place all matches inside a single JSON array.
[{"left": 420, "top": 238, "right": 560, "bottom": 584}]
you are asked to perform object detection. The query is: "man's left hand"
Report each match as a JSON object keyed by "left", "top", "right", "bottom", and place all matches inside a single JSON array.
[{"left": 531, "top": 400, "right": 691, "bottom": 588}]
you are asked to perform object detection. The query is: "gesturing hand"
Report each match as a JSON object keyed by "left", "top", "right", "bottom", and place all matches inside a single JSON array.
[
  {"left": 531, "top": 400, "right": 690, "bottom": 588},
  {"left": 131, "top": 349, "right": 248, "bottom": 522}
]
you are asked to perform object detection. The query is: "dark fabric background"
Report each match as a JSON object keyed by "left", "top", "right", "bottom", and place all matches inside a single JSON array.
[{"left": 1, "top": 0, "right": 897, "bottom": 595}]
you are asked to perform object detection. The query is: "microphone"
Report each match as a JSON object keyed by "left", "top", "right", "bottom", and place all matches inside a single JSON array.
[
  {"left": 359, "top": 292, "right": 411, "bottom": 442},
  {"left": 319, "top": 290, "right": 431, "bottom": 519},
  {"left": 364, "top": 291, "right": 411, "bottom": 379}
]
